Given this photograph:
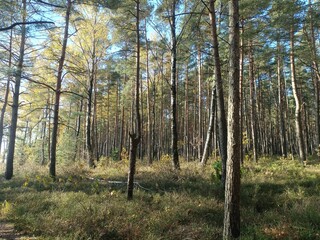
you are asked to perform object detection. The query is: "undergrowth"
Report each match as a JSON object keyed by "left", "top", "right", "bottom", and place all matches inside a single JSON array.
[{"left": 0, "top": 156, "right": 320, "bottom": 239}]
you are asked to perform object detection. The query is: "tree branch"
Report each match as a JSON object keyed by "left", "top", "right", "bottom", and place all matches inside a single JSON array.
[{"left": 0, "top": 21, "right": 54, "bottom": 32}]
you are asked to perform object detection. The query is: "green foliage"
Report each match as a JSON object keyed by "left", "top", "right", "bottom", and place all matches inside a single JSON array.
[{"left": 211, "top": 160, "right": 222, "bottom": 182}]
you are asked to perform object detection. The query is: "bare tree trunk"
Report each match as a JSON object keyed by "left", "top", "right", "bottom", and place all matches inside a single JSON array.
[
  {"left": 145, "top": 22, "right": 153, "bottom": 165},
  {"left": 50, "top": 0, "right": 72, "bottom": 178},
  {"left": 277, "top": 41, "right": 287, "bottom": 157},
  {"left": 223, "top": 0, "right": 241, "bottom": 238},
  {"left": 127, "top": 0, "right": 141, "bottom": 200},
  {"left": 290, "top": 26, "right": 306, "bottom": 162},
  {"left": 239, "top": 21, "right": 244, "bottom": 164},
  {"left": 170, "top": 0, "right": 180, "bottom": 170},
  {"left": 184, "top": 65, "right": 189, "bottom": 162},
  {"left": 5, "top": 0, "right": 27, "bottom": 180},
  {"left": 86, "top": 41, "right": 96, "bottom": 168},
  {"left": 201, "top": 0, "right": 228, "bottom": 187},
  {"left": 0, "top": 26, "right": 13, "bottom": 153},
  {"left": 249, "top": 42, "right": 258, "bottom": 162},
  {"left": 197, "top": 46, "right": 202, "bottom": 161}
]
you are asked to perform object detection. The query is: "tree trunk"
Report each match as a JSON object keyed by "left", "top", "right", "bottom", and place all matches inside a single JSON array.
[
  {"left": 184, "top": 64, "right": 190, "bottom": 161},
  {"left": 0, "top": 27, "right": 13, "bottom": 153},
  {"left": 290, "top": 26, "right": 306, "bottom": 162},
  {"left": 145, "top": 22, "right": 153, "bottom": 165},
  {"left": 5, "top": 0, "right": 27, "bottom": 180},
  {"left": 249, "top": 42, "right": 258, "bottom": 162},
  {"left": 170, "top": 0, "right": 180, "bottom": 170},
  {"left": 197, "top": 46, "right": 202, "bottom": 161},
  {"left": 201, "top": 0, "right": 228, "bottom": 186},
  {"left": 277, "top": 41, "right": 287, "bottom": 157},
  {"left": 223, "top": 0, "right": 241, "bottom": 238},
  {"left": 127, "top": 0, "right": 141, "bottom": 200},
  {"left": 50, "top": 0, "right": 72, "bottom": 178},
  {"left": 86, "top": 43, "right": 96, "bottom": 168}
]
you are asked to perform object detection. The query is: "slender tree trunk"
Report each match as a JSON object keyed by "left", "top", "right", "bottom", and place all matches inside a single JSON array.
[
  {"left": 201, "top": 0, "right": 228, "bottom": 186},
  {"left": 184, "top": 65, "right": 189, "bottom": 161},
  {"left": 5, "top": 0, "right": 27, "bottom": 180},
  {"left": 223, "top": 0, "right": 241, "bottom": 238},
  {"left": 197, "top": 46, "right": 202, "bottom": 161},
  {"left": 170, "top": 0, "right": 180, "bottom": 170},
  {"left": 145, "top": 22, "right": 153, "bottom": 165},
  {"left": 249, "top": 42, "right": 258, "bottom": 162},
  {"left": 50, "top": 0, "right": 72, "bottom": 178},
  {"left": 277, "top": 41, "right": 287, "bottom": 157},
  {"left": 308, "top": 0, "right": 320, "bottom": 151},
  {"left": 127, "top": 0, "right": 141, "bottom": 200},
  {"left": 86, "top": 43, "right": 96, "bottom": 168},
  {"left": 0, "top": 27, "right": 13, "bottom": 153},
  {"left": 239, "top": 21, "right": 244, "bottom": 164},
  {"left": 290, "top": 26, "right": 306, "bottom": 162}
]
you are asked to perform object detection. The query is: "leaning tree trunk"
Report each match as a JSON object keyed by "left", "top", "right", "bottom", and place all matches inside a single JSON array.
[
  {"left": 50, "top": 0, "right": 72, "bottom": 178},
  {"left": 290, "top": 26, "right": 306, "bottom": 162},
  {"left": 201, "top": 0, "right": 228, "bottom": 187},
  {"left": 223, "top": 0, "right": 241, "bottom": 238},
  {"left": 5, "top": 0, "right": 27, "bottom": 180},
  {"left": 127, "top": 0, "right": 141, "bottom": 200}
]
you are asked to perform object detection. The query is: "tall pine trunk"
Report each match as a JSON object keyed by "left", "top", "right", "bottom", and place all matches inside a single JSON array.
[{"left": 223, "top": 0, "right": 241, "bottom": 238}]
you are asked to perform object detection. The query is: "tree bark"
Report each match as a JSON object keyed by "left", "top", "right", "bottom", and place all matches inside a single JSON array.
[
  {"left": 223, "top": 0, "right": 241, "bottom": 238},
  {"left": 249, "top": 41, "right": 258, "bottom": 162},
  {"left": 290, "top": 26, "right": 306, "bottom": 162},
  {"left": 50, "top": 0, "right": 72, "bottom": 178},
  {"left": 5, "top": 0, "right": 27, "bottom": 180},
  {"left": 127, "top": 0, "right": 141, "bottom": 200},
  {"left": 201, "top": 0, "right": 228, "bottom": 186},
  {"left": 170, "top": 0, "right": 180, "bottom": 170},
  {"left": 0, "top": 27, "right": 13, "bottom": 153},
  {"left": 277, "top": 41, "right": 287, "bottom": 157}
]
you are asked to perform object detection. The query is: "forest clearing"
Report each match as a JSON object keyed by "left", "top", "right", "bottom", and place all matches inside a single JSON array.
[
  {"left": 1, "top": 0, "right": 320, "bottom": 239},
  {"left": 1, "top": 157, "right": 320, "bottom": 239}
]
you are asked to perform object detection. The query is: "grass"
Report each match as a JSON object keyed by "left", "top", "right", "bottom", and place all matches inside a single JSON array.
[{"left": 0, "top": 156, "right": 320, "bottom": 239}]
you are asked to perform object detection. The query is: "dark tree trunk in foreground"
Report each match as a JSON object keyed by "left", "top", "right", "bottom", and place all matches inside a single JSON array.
[
  {"left": 50, "top": 0, "right": 72, "bottom": 178},
  {"left": 223, "top": 0, "right": 241, "bottom": 238},
  {"left": 127, "top": 0, "right": 141, "bottom": 200},
  {"left": 5, "top": 0, "right": 27, "bottom": 180},
  {"left": 169, "top": 0, "right": 180, "bottom": 170}
]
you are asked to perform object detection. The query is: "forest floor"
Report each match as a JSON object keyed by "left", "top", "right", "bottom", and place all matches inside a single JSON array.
[{"left": 0, "top": 155, "right": 320, "bottom": 239}]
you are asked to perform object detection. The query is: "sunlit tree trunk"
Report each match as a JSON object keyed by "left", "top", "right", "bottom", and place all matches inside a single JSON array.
[
  {"left": 201, "top": 0, "right": 228, "bottom": 187},
  {"left": 290, "top": 25, "right": 306, "bottom": 162},
  {"left": 249, "top": 41, "right": 258, "bottom": 162},
  {"left": 277, "top": 41, "right": 287, "bottom": 157},
  {"left": 127, "top": 0, "right": 141, "bottom": 200},
  {"left": 223, "top": 0, "right": 241, "bottom": 238},
  {"left": 5, "top": 0, "right": 27, "bottom": 180},
  {"left": 50, "top": 0, "right": 72, "bottom": 178}
]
